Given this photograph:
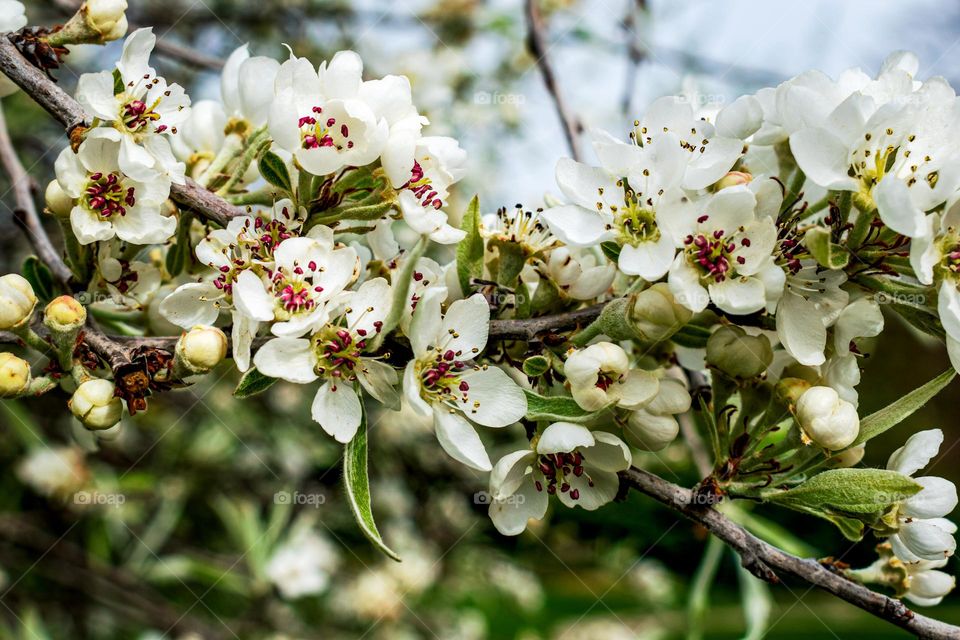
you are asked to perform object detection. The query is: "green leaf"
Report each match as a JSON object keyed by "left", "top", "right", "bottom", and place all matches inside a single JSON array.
[
  {"left": 492, "top": 240, "right": 526, "bottom": 287},
  {"left": 343, "top": 404, "right": 400, "bottom": 561},
  {"left": 257, "top": 150, "right": 292, "bottom": 194},
  {"left": 600, "top": 241, "right": 621, "bottom": 263},
  {"left": 233, "top": 368, "right": 278, "bottom": 398},
  {"left": 671, "top": 323, "right": 712, "bottom": 349},
  {"left": 851, "top": 368, "right": 955, "bottom": 446},
  {"left": 522, "top": 355, "right": 551, "bottom": 377},
  {"left": 766, "top": 468, "right": 921, "bottom": 522},
  {"left": 456, "top": 195, "right": 484, "bottom": 294},
  {"left": 21, "top": 255, "right": 57, "bottom": 303},
  {"left": 523, "top": 389, "right": 607, "bottom": 423},
  {"left": 372, "top": 234, "right": 428, "bottom": 350},
  {"left": 165, "top": 211, "right": 194, "bottom": 277},
  {"left": 804, "top": 227, "right": 849, "bottom": 269}
]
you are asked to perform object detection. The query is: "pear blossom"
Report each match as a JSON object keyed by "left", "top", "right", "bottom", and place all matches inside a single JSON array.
[
  {"left": 885, "top": 429, "right": 958, "bottom": 563},
  {"left": 667, "top": 185, "right": 784, "bottom": 315},
  {"left": 403, "top": 291, "right": 527, "bottom": 471},
  {"left": 254, "top": 278, "right": 400, "bottom": 443},
  {"left": 221, "top": 44, "right": 281, "bottom": 127},
  {"left": 268, "top": 50, "right": 389, "bottom": 177},
  {"left": 159, "top": 199, "right": 303, "bottom": 370},
  {"left": 54, "top": 129, "right": 175, "bottom": 245},
  {"left": 790, "top": 76, "right": 960, "bottom": 238},
  {"left": 623, "top": 376, "right": 692, "bottom": 451},
  {"left": 774, "top": 262, "right": 849, "bottom": 366},
  {"left": 232, "top": 231, "right": 359, "bottom": 338},
  {"left": 76, "top": 28, "right": 189, "bottom": 183},
  {"left": 93, "top": 243, "right": 161, "bottom": 311},
  {"left": 542, "top": 246, "right": 616, "bottom": 301},
  {"left": 901, "top": 558, "right": 956, "bottom": 606},
  {"left": 488, "top": 422, "right": 631, "bottom": 535},
  {"left": 266, "top": 528, "right": 339, "bottom": 599},
  {"left": 563, "top": 342, "right": 658, "bottom": 412}
]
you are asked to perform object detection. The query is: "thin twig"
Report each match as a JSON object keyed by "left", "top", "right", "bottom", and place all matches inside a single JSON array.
[
  {"left": 524, "top": 0, "right": 582, "bottom": 162},
  {"left": 0, "top": 102, "right": 73, "bottom": 289},
  {"left": 619, "top": 467, "right": 960, "bottom": 640}
]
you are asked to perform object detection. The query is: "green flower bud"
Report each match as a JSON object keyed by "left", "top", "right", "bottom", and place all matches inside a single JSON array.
[
  {"left": 0, "top": 274, "right": 37, "bottom": 330},
  {"left": 628, "top": 283, "right": 693, "bottom": 343},
  {"left": 0, "top": 352, "right": 31, "bottom": 398},
  {"left": 45, "top": 180, "right": 74, "bottom": 218},
  {"left": 69, "top": 379, "right": 123, "bottom": 430},
  {"left": 176, "top": 325, "right": 228, "bottom": 374},
  {"left": 775, "top": 377, "right": 811, "bottom": 406},
  {"left": 705, "top": 326, "right": 772, "bottom": 379},
  {"left": 44, "top": 296, "right": 87, "bottom": 334}
]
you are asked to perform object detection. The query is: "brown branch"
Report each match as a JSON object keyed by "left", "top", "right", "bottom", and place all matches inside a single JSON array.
[
  {"left": 489, "top": 302, "right": 604, "bottom": 340},
  {"left": 620, "top": 467, "right": 960, "bottom": 640},
  {"left": 0, "top": 35, "right": 244, "bottom": 227},
  {"left": 0, "top": 102, "right": 73, "bottom": 289},
  {"left": 524, "top": 0, "right": 583, "bottom": 162}
]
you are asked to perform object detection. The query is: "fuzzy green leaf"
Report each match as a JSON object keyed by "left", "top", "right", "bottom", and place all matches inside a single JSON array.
[
  {"left": 523, "top": 389, "right": 607, "bottom": 423},
  {"left": 522, "top": 355, "right": 551, "bottom": 377},
  {"left": 233, "top": 368, "right": 278, "bottom": 398},
  {"left": 257, "top": 150, "right": 293, "bottom": 194},
  {"left": 344, "top": 405, "right": 401, "bottom": 561},
  {"left": 851, "top": 368, "right": 955, "bottom": 446},
  {"left": 804, "top": 227, "right": 849, "bottom": 269},
  {"left": 456, "top": 195, "right": 484, "bottom": 294}
]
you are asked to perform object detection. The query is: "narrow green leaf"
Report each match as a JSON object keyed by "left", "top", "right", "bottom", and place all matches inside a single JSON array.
[
  {"left": 21, "top": 255, "right": 56, "bottom": 303},
  {"left": 600, "top": 241, "right": 621, "bottom": 263},
  {"left": 165, "top": 211, "right": 194, "bottom": 277},
  {"left": 523, "top": 389, "right": 607, "bottom": 423},
  {"left": 804, "top": 227, "right": 849, "bottom": 269},
  {"left": 852, "top": 368, "right": 955, "bottom": 446},
  {"left": 233, "top": 368, "right": 278, "bottom": 398},
  {"left": 258, "top": 150, "right": 292, "bottom": 194},
  {"left": 493, "top": 240, "right": 526, "bottom": 287},
  {"left": 456, "top": 195, "right": 483, "bottom": 294},
  {"left": 344, "top": 405, "right": 400, "bottom": 561},
  {"left": 671, "top": 323, "right": 712, "bottom": 349},
  {"left": 373, "top": 235, "right": 428, "bottom": 350}
]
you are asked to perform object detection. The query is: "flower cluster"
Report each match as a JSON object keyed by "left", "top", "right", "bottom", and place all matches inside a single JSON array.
[{"left": 3, "top": 8, "right": 960, "bottom": 614}]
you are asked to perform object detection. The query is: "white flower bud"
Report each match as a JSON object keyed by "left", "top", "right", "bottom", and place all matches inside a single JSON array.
[
  {"left": 69, "top": 379, "right": 123, "bottom": 430},
  {"left": 706, "top": 326, "right": 772, "bottom": 379},
  {"left": 44, "top": 296, "right": 87, "bottom": 334},
  {"left": 829, "top": 444, "right": 866, "bottom": 468},
  {"left": 0, "top": 352, "right": 31, "bottom": 398},
  {"left": 796, "top": 386, "right": 860, "bottom": 450},
  {"left": 0, "top": 274, "right": 37, "bottom": 330},
  {"left": 45, "top": 180, "right": 75, "bottom": 218},
  {"left": 176, "top": 325, "right": 228, "bottom": 373},
  {"left": 629, "top": 283, "right": 692, "bottom": 343},
  {"left": 625, "top": 410, "right": 679, "bottom": 452},
  {"left": 83, "top": 0, "right": 129, "bottom": 41}
]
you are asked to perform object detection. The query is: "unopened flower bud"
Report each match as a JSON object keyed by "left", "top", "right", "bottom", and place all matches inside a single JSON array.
[
  {"left": 83, "top": 0, "right": 129, "bottom": 40},
  {"left": 0, "top": 352, "right": 31, "bottom": 398},
  {"left": 628, "top": 283, "right": 692, "bottom": 343},
  {"left": 45, "top": 180, "right": 75, "bottom": 218},
  {"left": 69, "top": 379, "right": 123, "bottom": 430},
  {"left": 829, "top": 443, "right": 866, "bottom": 468},
  {"left": 0, "top": 274, "right": 37, "bottom": 330},
  {"left": 714, "top": 171, "right": 753, "bottom": 190},
  {"left": 44, "top": 296, "right": 87, "bottom": 334},
  {"left": 176, "top": 325, "right": 228, "bottom": 374},
  {"left": 796, "top": 386, "right": 860, "bottom": 450},
  {"left": 706, "top": 326, "right": 772, "bottom": 379}
]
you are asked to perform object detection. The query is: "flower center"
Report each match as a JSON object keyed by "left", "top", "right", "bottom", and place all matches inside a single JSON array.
[
  {"left": 418, "top": 349, "right": 471, "bottom": 404},
  {"left": 120, "top": 97, "right": 164, "bottom": 134},
  {"left": 85, "top": 172, "right": 135, "bottom": 219},
  {"left": 683, "top": 218, "right": 748, "bottom": 283},
  {"left": 614, "top": 199, "right": 660, "bottom": 247},
  {"left": 298, "top": 106, "right": 354, "bottom": 151},
  {"left": 310, "top": 326, "right": 365, "bottom": 387},
  {"left": 403, "top": 161, "right": 444, "bottom": 210},
  {"left": 270, "top": 259, "right": 325, "bottom": 320},
  {"left": 938, "top": 236, "right": 960, "bottom": 281},
  {"left": 487, "top": 205, "right": 555, "bottom": 254},
  {"left": 534, "top": 451, "right": 592, "bottom": 500}
]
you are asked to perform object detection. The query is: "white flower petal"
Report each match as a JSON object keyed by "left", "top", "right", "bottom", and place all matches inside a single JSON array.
[
  {"left": 902, "top": 477, "right": 959, "bottom": 520},
  {"left": 441, "top": 294, "right": 490, "bottom": 358},
  {"left": 252, "top": 338, "right": 318, "bottom": 384},
  {"left": 888, "top": 429, "right": 944, "bottom": 477},
  {"left": 311, "top": 381, "right": 362, "bottom": 443},
  {"left": 457, "top": 366, "right": 527, "bottom": 427},
  {"left": 433, "top": 409, "right": 491, "bottom": 471},
  {"left": 536, "top": 422, "right": 594, "bottom": 455},
  {"left": 488, "top": 478, "right": 548, "bottom": 536}
]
